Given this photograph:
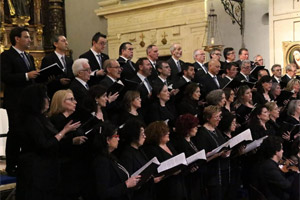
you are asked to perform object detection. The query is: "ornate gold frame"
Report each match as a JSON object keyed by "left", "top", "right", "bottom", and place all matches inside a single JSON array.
[{"left": 282, "top": 41, "right": 300, "bottom": 73}]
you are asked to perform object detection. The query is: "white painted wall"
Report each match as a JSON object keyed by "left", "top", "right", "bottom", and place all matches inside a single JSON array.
[
  {"left": 65, "top": 0, "right": 108, "bottom": 59},
  {"left": 210, "top": 0, "right": 269, "bottom": 69}
]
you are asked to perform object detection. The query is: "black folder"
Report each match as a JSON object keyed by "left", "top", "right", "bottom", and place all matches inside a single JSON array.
[
  {"left": 275, "top": 90, "right": 293, "bottom": 107},
  {"left": 36, "top": 63, "right": 64, "bottom": 83}
]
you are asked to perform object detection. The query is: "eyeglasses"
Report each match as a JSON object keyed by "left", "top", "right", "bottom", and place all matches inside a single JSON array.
[
  {"left": 111, "top": 134, "right": 119, "bottom": 138},
  {"left": 214, "top": 53, "right": 222, "bottom": 56},
  {"left": 99, "top": 42, "right": 107, "bottom": 45},
  {"left": 109, "top": 66, "right": 122, "bottom": 69},
  {"left": 65, "top": 97, "right": 76, "bottom": 102},
  {"left": 213, "top": 115, "right": 222, "bottom": 120},
  {"left": 80, "top": 68, "right": 91, "bottom": 72}
]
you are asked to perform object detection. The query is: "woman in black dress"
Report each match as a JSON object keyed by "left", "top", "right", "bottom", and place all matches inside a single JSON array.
[
  {"left": 177, "top": 83, "right": 204, "bottom": 124},
  {"left": 234, "top": 85, "right": 255, "bottom": 128},
  {"left": 16, "top": 84, "right": 80, "bottom": 200},
  {"left": 143, "top": 121, "right": 187, "bottom": 200},
  {"left": 48, "top": 89, "right": 92, "bottom": 200},
  {"left": 119, "top": 90, "right": 144, "bottom": 125},
  {"left": 92, "top": 122, "right": 141, "bottom": 200},
  {"left": 253, "top": 75, "right": 274, "bottom": 105},
  {"left": 147, "top": 83, "right": 175, "bottom": 125},
  {"left": 119, "top": 119, "right": 156, "bottom": 200},
  {"left": 192, "top": 105, "right": 230, "bottom": 200},
  {"left": 83, "top": 84, "right": 109, "bottom": 122},
  {"left": 173, "top": 114, "right": 207, "bottom": 200}
]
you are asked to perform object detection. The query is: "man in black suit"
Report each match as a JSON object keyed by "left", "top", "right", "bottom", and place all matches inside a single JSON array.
[
  {"left": 193, "top": 49, "right": 207, "bottom": 83},
  {"left": 129, "top": 58, "right": 152, "bottom": 114},
  {"left": 146, "top": 44, "right": 159, "bottom": 81},
  {"left": 281, "top": 64, "right": 297, "bottom": 85},
  {"left": 235, "top": 48, "right": 255, "bottom": 69},
  {"left": 118, "top": 42, "right": 136, "bottom": 81},
  {"left": 79, "top": 32, "right": 109, "bottom": 86},
  {"left": 199, "top": 59, "right": 222, "bottom": 98},
  {"left": 174, "top": 63, "right": 195, "bottom": 89},
  {"left": 40, "top": 35, "right": 74, "bottom": 98},
  {"left": 271, "top": 64, "right": 282, "bottom": 83},
  {"left": 219, "top": 62, "right": 239, "bottom": 88},
  {"left": 1, "top": 27, "right": 39, "bottom": 175},
  {"left": 69, "top": 58, "right": 91, "bottom": 115},
  {"left": 257, "top": 136, "right": 293, "bottom": 200},
  {"left": 204, "top": 48, "right": 226, "bottom": 75},
  {"left": 152, "top": 61, "right": 171, "bottom": 86},
  {"left": 234, "top": 60, "right": 251, "bottom": 82},
  {"left": 223, "top": 47, "right": 236, "bottom": 63},
  {"left": 100, "top": 59, "right": 122, "bottom": 89},
  {"left": 167, "top": 43, "right": 185, "bottom": 83}
]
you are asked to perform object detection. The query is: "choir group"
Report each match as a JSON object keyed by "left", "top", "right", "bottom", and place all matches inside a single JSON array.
[{"left": 1, "top": 26, "right": 300, "bottom": 200}]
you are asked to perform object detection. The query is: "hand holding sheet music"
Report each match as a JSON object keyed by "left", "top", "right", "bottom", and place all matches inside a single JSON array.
[{"left": 156, "top": 153, "right": 187, "bottom": 177}]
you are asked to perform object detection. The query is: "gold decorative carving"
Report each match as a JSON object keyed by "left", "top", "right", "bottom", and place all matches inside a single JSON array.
[
  {"left": 282, "top": 41, "right": 300, "bottom": 73},
  {"left": 161, "top": 32, "right": 168, "bottom": 45},
  {"left": 96, "top": 0, "right": 206, "bottom": 62},
  {"left": 139, "top": 33, "right": 145, "bottom": 47}
]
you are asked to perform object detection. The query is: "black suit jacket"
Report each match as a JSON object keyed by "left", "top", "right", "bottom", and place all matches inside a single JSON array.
[
  {"left": 193, "top": 62, "right": 207, "bottom": 83},
  {"left": 281, "top": 75, "right": 291, "bottom": 84},
  {"left": 219, "top": 76, "right": 232, "bottom": 88},
  {"left": 69, "top": 79, "right": 89, "bottom": 114},
  {"left": 234, "top": 72, "right": 248, "bottom": 82},
  {"left": 257, "top": 159, "right": 292, "bottom": 200},
  {"left": 271, "top": 75, "right": 280, "bottom": 83},
  {"left": 167, "top": 57, "right": 184, "bottom": 83},
  {"left": 79, "top": 50, "right": 109, "bottom": 72},
  {"left": 40, "top": 52, "right": 74, "bottom": 97},
  {"left": 173, "top": 77, "right": 190, "bottom": 89},
  {"left": 199, "top": 73, "right": 222, "bottom": 98},
  {"left": 99, "top": 76, "right": 115, "bottom": 89},
  {"left": 1, "top": 47, "right": 35, "bottom": 109},
  {"left": 118, "top": 57, "right": 136, "bottom": 81},
  {"left": 130, "top": 75, "right": 150, "bottom": 101},
  {"left": 147, "top": 59, "right": 159, "bottom": 81}
]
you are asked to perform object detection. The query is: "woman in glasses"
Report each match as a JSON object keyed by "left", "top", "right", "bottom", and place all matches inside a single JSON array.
[
  {"left": 92, "top": 122, "right": 141, "bottom": 200},
  {"left": 49, "top": 89, "right": 91, "bottom": 199},
  {"left": 192, "top": 105, "right": 230, "bottom": 200}
]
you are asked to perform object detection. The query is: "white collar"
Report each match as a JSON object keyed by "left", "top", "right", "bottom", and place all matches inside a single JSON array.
[{"left": 75, "top": 77, "right": 88, "bottom": 89}]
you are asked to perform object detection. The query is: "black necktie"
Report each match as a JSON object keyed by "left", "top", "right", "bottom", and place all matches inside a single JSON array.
[{"left": 20, "top": 53, "right": 30, "bottom": 70}]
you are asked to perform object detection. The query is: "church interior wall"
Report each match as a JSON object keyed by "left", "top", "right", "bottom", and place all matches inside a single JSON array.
[{"left": 65, "top": 0, "right": 108, "bottom": 59}]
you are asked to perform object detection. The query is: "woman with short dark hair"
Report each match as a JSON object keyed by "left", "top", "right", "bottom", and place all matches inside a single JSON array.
[
  {"left": 92, "top": 122, "right": 141, "bottom": 200},
  {"left": 143, "top": 121, "right": 187, "bottom": 200},
  {"left": 119, "top": 90, "right": 144, "bottom": 125},
  {"left": 119, "top": 119, "right": 156, "bottom": 200}
]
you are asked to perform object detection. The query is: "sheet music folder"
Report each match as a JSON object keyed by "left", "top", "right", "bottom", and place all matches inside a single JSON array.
[
  {"left": 131, "top": 157, "right": 160, "bottom": 187},
  {"left": 36, "top": 63, "right": 64, "bottom": 83},
  {"left": 155, "top": 153, "right": 187, "bottom": 177}
]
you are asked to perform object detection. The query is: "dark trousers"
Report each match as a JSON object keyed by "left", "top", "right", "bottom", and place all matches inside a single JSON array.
[{"left": 5, "top": 109, "right": 21, "bottom": 174}]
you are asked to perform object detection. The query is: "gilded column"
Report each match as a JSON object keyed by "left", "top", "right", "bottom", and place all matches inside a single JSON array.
[{"left": 44, "top": 0, "right": 65, "bottom": 49}]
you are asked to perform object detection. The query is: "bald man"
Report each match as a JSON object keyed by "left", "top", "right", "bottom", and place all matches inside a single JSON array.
[{"left": 199, "top": 59, "right": 222, "bottom": 98}]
